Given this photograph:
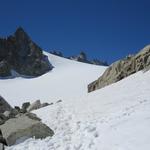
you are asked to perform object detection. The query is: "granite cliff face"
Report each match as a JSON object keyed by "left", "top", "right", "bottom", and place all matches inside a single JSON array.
[
  {"left": 88, "top": 45, "right": 150, "bottom": 92},
  {"left": 0, "top": 27, "right": 53, "bottom": 77}
]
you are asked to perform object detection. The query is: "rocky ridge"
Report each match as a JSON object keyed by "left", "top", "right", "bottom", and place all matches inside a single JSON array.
[
  {"left": 88, "top": 45, "right": 150, "bottom": 92},
  {"left": 50, "top": 51, "right": 108, "bottom": 66},
  {"left": 69, "top": 51, "right": 108, "bottom": 66}
]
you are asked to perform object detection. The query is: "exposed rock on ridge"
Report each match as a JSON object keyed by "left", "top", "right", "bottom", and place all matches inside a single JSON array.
[
  {"left": 0, "top": 96, "right": 12, "bottom": 114},
  {"left": 69, "top": 51, "right": 108, "bottom": 66},
  {"left": 0, "top": 27, "right": 53, "bottom": 77},
  {"left": 50, "top": 50, "right": 108, "bottom": 66},
  {"left": 88, "top": 45, "right": 150, "bottom": 92}
]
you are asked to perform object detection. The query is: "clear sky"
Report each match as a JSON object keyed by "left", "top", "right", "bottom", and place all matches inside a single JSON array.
[{"left": 0, "top": 0, "right": 150, "bottom": 63}]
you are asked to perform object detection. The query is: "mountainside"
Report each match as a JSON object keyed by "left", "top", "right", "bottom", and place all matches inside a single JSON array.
[
  {"left": 88, "top": 45, "right": 150, "bottom": 92},
  {"left": 0, "top": 27, "right": 52, "bottom": 77},
  {"left": 0, "top": 52, "right": 149, "bottom": 150}
]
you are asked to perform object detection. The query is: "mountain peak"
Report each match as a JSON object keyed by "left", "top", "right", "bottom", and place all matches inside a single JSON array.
[
  {"left": 15, "top": 26, "right": 26, "bottom": 33},
  {"left": 0, "top": 28, "right": 53, "bottom": 77},
  {"left": 14, "top": 27, "right": 29, "bottom": 39}
]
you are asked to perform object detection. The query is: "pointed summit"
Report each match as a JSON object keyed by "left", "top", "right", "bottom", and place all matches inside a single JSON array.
[
  {"left": 0, "top": 28, "right": 53, "bottom": 77},
  {"left": 14, "top": 27, "right": 29, "bottom": 40},
  {"left": 16, "top": 26, "right": 25, "bottom": 32}
]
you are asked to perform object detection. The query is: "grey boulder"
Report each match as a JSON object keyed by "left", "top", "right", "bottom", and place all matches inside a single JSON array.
[
  {"left": 22, "top": 102, "right": 30, "bottom": 110},
  {"left": 27, "top": 100, "right": 41, "bottom": 112},
  {"left": 27, "top": 100, "right": 50, "bottom": 112},
  {"left": 0, "top": 114, "right": 54, "bottom": 146},
  {"left": 20, "top": 102, "right": 31, "bottom": 113}
]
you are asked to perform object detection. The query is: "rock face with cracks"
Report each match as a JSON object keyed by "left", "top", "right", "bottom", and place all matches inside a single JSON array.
[{"left": 88, "top": 45, "right": 150, "bottom": 92}]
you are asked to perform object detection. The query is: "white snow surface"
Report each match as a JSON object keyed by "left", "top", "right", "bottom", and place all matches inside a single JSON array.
[
  {"left": 0, "top": 52, "right": 106, "bottom": 106},
  {"left": 0, "top": 52, "right": 150, "bottom": 150}
]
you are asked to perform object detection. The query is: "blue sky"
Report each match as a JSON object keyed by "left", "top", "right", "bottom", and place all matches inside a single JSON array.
[{"left": 0, "top": 0, "right": 150, "bottom": 63}]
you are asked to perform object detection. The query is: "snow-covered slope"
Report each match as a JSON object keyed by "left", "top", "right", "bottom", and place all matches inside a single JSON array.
[
  {"left": 0, "top": 52, "right": 106, "bottom": 106},
  {"left": 0, "top": 52, "right": 150, "bottom": 150}
]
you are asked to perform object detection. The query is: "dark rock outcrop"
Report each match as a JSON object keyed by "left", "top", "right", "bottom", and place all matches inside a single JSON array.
[
  {"left": 21, "top": 102, "right": 30, "bottom": 113},
  {"left": 69, "top": 51, "right": 108, "bottom": 66},
  {"left": 0, "top": 27, "right": 53, "bottom": 77},
  {"left": 69, "top": 52, "right": 88, "bottom": 63},
  {"left": 50, "top": 51, "right": 63, "bottom": 57},
  {"left": 88, "top": 45, "right": 150, "bottom": 92}
]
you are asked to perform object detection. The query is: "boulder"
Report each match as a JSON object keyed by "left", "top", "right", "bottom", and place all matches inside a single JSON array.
[
  {"left": 88, "top": 45, "right": 150, "bottom": 92},
  {"left": 14, "top": 106, "right": 20, "bottom": 112},
  {"left": 22, "top": 102, "right": 30, "bottom": 110},
  {"left": 0, "top": 114, "right": 54, "bottom": 146},
  {"left": 0, "top": 96, "right": 12, "bottom": 114},
  {"left": 21, "top": 102, "right": 30, "bottom": 113},
  {"left": 27, "top": 100, "right": 41, "bottom": 112}
]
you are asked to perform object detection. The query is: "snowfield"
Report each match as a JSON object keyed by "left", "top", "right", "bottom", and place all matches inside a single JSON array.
[
  {"left": 0, "top": 52, "right": 106, "bottom": 106},
  {"left": 0, "top": 52, "right": 150, "bottom": 150}
]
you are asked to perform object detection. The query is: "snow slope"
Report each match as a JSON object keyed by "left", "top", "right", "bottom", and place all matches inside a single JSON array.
[
  {"left": 0, "top": 52, "right": 150, "bottom": 150},
  {"left": 0, "top": 52, "right": 106, "bottom": 106}
]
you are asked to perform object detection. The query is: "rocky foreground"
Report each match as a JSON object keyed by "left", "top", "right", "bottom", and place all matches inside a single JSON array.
[{"left": 0, "top": 96, "right": 54, "bottom": 149}]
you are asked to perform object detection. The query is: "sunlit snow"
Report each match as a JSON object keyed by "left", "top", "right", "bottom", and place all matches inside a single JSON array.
[{"left": 0, "top": 52, "right": 150, "bottom": 150}]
